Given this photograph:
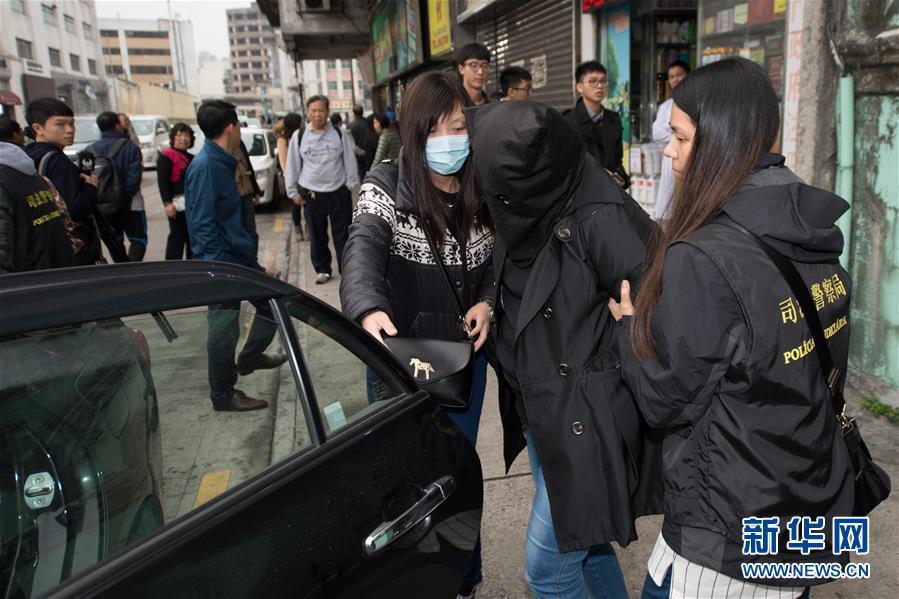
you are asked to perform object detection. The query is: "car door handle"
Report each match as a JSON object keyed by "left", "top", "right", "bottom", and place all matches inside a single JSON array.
[{"left": 364, "top": 475, "right": 456, "bottom": 556}]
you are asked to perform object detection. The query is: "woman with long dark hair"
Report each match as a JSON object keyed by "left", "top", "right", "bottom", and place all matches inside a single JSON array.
[
  {"left": 609, "top": 57, "right": 857, "bottom": 598},
  {"left": 340, "top": 71, "right": 495, "bottom": 599},
  {"left": 275, "top": 113, "right": 305, "bottom": 240},
  {"left": 157, "top": 122, "right": 194, "bottom": 259}
]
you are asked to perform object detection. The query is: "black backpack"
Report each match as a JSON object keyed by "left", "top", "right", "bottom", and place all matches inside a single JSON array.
[{"left": 87, "top": 138, "right": 129, "bottom": 218}]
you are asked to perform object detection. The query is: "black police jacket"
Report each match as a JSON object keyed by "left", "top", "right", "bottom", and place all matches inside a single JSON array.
[
  {"left": 493, "top": 157, "right": 661, "bottom": 552},
  {"left": 0, "top": 163, "right": 77, "bottom": 273},
  {"left": 616, "top": 155, "right": 856, "bottom": 586}
]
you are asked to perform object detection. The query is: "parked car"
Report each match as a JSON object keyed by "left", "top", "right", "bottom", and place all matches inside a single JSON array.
[
  {"left": 241, "top": 117, "right": 263, "bottom": 128},
  {"left": 0, "top": 262, "right": 483, "bottom": 598},
  {"left": 130, "top": 115, "right": 171, "bottom": 169},
  {"left": 241, "top": 128, "right": 281, "bottom": 206},
  {"left": 0, "top": 315, "right": 163, "bottom": 598},
  {"left": 64, "top": 115, "right": 100, "bottom": 161}
]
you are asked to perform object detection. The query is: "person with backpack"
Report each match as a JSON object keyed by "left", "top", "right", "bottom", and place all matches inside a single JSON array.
[
  {"left": 90, "top": 111, "right": 145, "bottom": 261},
  {"left": 24, "top": 98, "right": 101, "bottom": 265},
  {"left": 340, "top": 72, "right": 495, "bottom": 599},
  {"left": 285, "top": 95, "right": 358, "bottom": 284}
]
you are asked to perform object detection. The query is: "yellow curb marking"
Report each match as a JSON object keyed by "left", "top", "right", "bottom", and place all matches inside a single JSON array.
[
  {"left": 264, "top": 248, "right": 277, "bottom": 273},
  {"left": 194, "top": 470, "right": 231, "bottom": 508}
]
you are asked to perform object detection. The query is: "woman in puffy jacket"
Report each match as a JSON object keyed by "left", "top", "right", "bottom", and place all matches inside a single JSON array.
[
  {"left": 339, "top": 71, "right": 494, "bottom": 599},
  {"left": 156, "top": 122, "right": 194, "bottom": 260},
  {"left": 610, "top": 57, "right": 858, "bottom": 599}
]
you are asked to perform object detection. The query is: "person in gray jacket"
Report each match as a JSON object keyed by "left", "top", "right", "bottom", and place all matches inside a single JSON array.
[{"left": 285, "top": 95, "right": 358, "bottom": 284}]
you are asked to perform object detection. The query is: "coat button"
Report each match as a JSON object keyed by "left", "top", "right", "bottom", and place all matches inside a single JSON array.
[
  {"left": 558, "top": 227, "right": 571, "bottom": 240},
  {"left": 542, "top": 306, "right": 553, "bottom": 319},
  {"left": 571, "top": 421, "right": 584, "bottom": 435},
  {"left": 559, "top": 363, "right": 570, "bottom": 376},
  {"left": 455, "top": 280, "right": 463, "bottom": 288}
]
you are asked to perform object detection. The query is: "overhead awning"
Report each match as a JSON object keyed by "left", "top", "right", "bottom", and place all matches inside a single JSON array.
[{"left": 0, "top": 89, "right": 23, "bottom": 105}]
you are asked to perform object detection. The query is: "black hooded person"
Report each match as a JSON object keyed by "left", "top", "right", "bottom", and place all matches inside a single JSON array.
[{"left": 466, "top": 100, "right": 662, "bottom": 598}]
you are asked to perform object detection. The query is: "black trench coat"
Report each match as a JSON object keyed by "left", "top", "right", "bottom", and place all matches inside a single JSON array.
[{"left": 494, "top": 160, "right": 663, "bottom": 552}]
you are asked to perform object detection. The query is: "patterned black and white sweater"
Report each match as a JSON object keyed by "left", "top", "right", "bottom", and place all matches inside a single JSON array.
[{"left": 340, "top": 160, "right": 495, "bottom": 341}]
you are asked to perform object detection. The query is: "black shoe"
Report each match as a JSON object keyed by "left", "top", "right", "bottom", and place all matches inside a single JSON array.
[
  {"left": 456, "top": 582, "right": 478, "bottom": 599},
  {"left": 213, "top": 392, "right": 269, "bottom": 412},
  {"left": 237, "top": 353, "right": 288, "bottom": 376}
]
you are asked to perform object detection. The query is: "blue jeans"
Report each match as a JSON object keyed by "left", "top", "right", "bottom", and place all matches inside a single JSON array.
[
  {"left": 444, "top": 353, "right": 488, "bottom": 587},
  {"left": 525, "top": 433, "right": 628, "bottom": 599}
]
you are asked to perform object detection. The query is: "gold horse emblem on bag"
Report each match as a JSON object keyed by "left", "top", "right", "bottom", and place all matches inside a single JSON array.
[{"left": 410, "top": 357, "right": 436, "bottom": 381}]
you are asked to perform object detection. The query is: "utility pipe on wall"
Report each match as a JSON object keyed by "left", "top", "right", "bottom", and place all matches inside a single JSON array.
[{"left": 835, "top": 75, "right": 855, "bottom": 270}]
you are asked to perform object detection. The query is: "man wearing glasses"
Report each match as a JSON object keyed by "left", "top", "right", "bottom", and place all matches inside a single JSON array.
[
  {"left": 563, "top": 61, "right": 630, "bottom": 189},
  {"left": 456, "top": 43, "right": 493, "bottom": 105},
  {"left": 499, "top": 66, "right": 533, "bottom": 101}
]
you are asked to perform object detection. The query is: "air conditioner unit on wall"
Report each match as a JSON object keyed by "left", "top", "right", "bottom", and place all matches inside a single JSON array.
[{"left": 297, "top": 0, "right": 336, "bottom": 13}]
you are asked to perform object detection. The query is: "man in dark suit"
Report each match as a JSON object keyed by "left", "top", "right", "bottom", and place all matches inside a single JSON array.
[{"left": 563, "top": 61, "right": 630, "bottom": 189}]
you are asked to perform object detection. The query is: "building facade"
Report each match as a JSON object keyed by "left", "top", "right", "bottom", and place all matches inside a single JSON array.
[
  {"left": 226, "top": 6, "right": 286, "bottom": 118},
  {"left": 197, "top": 51, "right": 230, "bottom": 100},
  {"left": 97, "top": 18, "right": 199, "bottom": 99},
  {"left": 0, "top": 0, "right": 110, "bottom": 120},
  {"left": 300, "top": 58, "right": 371, "bottom": 117}
]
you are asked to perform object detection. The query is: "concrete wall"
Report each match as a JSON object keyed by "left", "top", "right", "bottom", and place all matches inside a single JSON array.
[
  {"left": 111, "top": 76, "right": 196, "bottom": 122},
  {"left": 837, "top": 0, "right": 899, "bottom": 391}
]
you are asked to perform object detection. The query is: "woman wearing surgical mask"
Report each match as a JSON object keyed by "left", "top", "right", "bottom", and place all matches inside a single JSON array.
[{"left": 339, "top": 71, "right": 495, "bottom": 599}]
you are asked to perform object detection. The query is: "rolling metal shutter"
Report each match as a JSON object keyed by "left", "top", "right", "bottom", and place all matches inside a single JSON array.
[{"left": 474, "top": 0, "right": 576, "bottom": 110}]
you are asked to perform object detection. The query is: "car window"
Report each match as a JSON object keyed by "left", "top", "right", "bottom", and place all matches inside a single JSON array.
[
  {"left": 241, "top": 133, "right": 266, "bottom": 156},
  {"left": 0, "top": 303, "right": 309, "bottom": 597},
  {"left": 286, "top": 298, "right": 408, "bottom": 436},
  {"left": 74, "top": 117, "right": 100, "bottom": 143},
  {"left": 132, "top": 119, "right": 154, "bottom": 136}
]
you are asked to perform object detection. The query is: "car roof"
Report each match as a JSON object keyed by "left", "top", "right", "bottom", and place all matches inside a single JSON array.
[
  {"left": 241, "top": 127, "right": 272, "bottom": 134},
  {"left": 0, "top": 261, "right": 300, "bottom": 337}
]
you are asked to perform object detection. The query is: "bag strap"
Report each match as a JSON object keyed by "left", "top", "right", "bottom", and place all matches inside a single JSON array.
[
  {"left": 105, "top": 137, "right": 128, "bottom": 159},
  {"left": 37, "top": 152, "right": 53, "bottom": 177},
  {"left": 720, "top": 219, "right": 845, "bottom": 417},
  {"left": 420, "top": 218, "right": 470, "bottom": 334}
]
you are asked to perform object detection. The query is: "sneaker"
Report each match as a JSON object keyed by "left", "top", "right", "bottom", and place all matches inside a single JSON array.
[
  {"left": 237, "top": 353, "right": 288, "bottom": 376},
  {"left": 456, "top": 582, "right": 478, "bottom": 599},
  {"left": 315, "top": 272, "right": 331, "bottom": 285}
]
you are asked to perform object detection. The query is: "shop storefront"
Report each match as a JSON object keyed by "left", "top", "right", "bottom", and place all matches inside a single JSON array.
[
  {"left": 370, "top": 0, "right": 425, "bottom": 111},
  {"left": 469, "top": 0, "right": 577, "bottom": 109},
  {"left": 584, "top": 0, "right": 796, "bottom": 214}
]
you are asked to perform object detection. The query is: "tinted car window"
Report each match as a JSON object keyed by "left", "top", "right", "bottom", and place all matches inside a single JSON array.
[
  {"left": 1, "top": 295, "right": 414, "bottom": 596},
  {"left": 0, "top": 304, "right": 303, "bottom": 596}
]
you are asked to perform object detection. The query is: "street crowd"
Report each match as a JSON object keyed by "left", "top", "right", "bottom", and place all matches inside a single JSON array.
[{"left": 0, "top": 39, "right": 888, "bottom": 599}]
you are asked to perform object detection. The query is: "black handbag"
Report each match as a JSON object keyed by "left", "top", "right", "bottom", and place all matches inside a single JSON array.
[
  {"left": 724, "top": 220, "right": 891, "bottom": 516},
  {"left": 383, "top": 223, "right": 475, "bottom": 410}
]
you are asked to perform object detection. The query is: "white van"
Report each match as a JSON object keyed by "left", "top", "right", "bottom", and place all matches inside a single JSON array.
[{"left": 130, "top": 115, "right": 171, "bottom": 169}]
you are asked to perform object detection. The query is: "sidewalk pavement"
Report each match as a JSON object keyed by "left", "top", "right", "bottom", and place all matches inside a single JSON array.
[{"left": 279, "top": 206, "right": 897, "bottom": 599}]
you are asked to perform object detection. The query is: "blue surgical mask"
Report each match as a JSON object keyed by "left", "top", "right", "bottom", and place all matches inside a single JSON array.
[{"left": 425, "top": 134, "right": 470, "bottom": 175}]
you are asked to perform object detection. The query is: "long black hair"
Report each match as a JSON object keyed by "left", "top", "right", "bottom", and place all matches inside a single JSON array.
[
  {"left": 634, "top": 57, "right": 781, "bottom": 357},
  {"left": 399, "top": 71, "right": 493, "bottom": 248},
  {"left": 282, "top": 113, "right": 303, "bottom": 140}
]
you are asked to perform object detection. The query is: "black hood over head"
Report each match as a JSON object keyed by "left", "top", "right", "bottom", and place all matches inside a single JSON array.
[
  {"left": 723, "top": 153, "right": 850, "bottom": 263},
  {"left": 466, "top": 101, "right": 585, "bottom": 265}
]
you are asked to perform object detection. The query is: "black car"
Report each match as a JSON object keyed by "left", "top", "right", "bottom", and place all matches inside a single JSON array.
[{"left": 0, "top": 262, "right": 483, "bottom": 598}]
